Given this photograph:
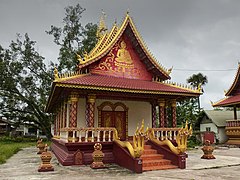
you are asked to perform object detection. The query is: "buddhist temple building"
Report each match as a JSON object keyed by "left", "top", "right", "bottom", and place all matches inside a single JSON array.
[
  {"left": 213, "top": 63, "right": 240, "bottom": 145},
  {"left": 46, "top": 12, "right": 201, "bottom": 172}
]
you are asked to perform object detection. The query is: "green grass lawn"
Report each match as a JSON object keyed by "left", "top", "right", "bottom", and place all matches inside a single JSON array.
[
  {"left": 0, "top": 141, "right": 36, "bottom": 164},
  {"left": 0, "top": 136, "right": 51, "bottom": 165}
]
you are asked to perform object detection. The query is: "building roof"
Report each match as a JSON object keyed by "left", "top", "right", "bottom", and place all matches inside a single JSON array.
[
  {"left": 212, "top": 94, "right": 240, "bottom": 107},
  {"left": 46, "top": 13, "right": 202, "bottom": 112},
  {"left": 77, "top": 13, "right": 171, "bottom": 81},
  {"left": 46, "top": 73, "right": 201, "bottom": 112},
  {"left": 56, "top": 74, "right": 200, "bottom": 95},
  {"left": 225, "top": 64, "right": 240, "bottom": 96},
  {"left": 204, "top": 110, "right": 240, "bottom": 127},
  {"left": 213, "top": 64, "right": 240, "bottom": 107}
]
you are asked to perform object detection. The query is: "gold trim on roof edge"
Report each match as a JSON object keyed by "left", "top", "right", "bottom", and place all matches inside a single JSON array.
[
  {"left": 53, "top": 67, "right": 89, "bottom": 82},
  {"left": 55, "top": 83, "right": 201, "bottom": 96},
  {"left": 212, "top": 97, "right": 229, "bottom": 107},
  {"left": 77, "top": 13, "right": 170, "bottom": 79},
  {"left": 45, "top": 85, "right": 57, "bottom": 112},
  {"left": 160, "top": 80, "right": 202, "bottom": 94},
  {"left": 212, "top": 96, "right": 240, "bottom": 107},
  {"left": 45, "top": 79, "right": 200, "bottom": 112},
  {"left": 225, "top": 64, "right": 240, "bottom": 96}
]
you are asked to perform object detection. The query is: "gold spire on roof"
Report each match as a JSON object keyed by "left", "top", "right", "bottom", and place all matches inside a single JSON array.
[
  {"left": 54, "top": 67, "right": 59, "bottom": 80},
  {"left": 78, "top": 11, "right": 171, "bottom": 80},
  {"left": 76, "top": 53, "right": 84, "bottom": 64},
  {"left": 96, "top": 10, "right": 108, "bottom": 39}
]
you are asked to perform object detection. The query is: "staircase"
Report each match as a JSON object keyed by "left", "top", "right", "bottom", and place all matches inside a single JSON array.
[{"left": 141, "top": 144, "right": 178, "bottom": 171}]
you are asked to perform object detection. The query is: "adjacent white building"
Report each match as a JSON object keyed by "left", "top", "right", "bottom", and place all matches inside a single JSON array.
[{"left": 199, "top": 110, "right": 240, "bottom": 143}]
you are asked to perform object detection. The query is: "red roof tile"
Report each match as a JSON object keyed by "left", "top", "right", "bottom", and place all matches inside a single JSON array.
[
  {"left": 213, "top": 94, "right": 240, "bottom": 107},
  {"left": 58, "top": 74, "right": 198, "bottom": 95}
]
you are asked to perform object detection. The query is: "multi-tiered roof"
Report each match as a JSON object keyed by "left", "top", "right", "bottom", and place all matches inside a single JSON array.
[
  {"left": 213, "top": 64, "right": 240, "bottom": 107},
  {"left": 46, "top": 12, "right": 201, "bottom": 112}
]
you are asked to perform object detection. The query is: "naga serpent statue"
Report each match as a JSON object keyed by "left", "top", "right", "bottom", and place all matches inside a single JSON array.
[
  {"left": 147, "top": 121, "right": 192, "bottom": 155},
  {"left": 114, "top": 120, "right": 145, "bottom": 158}
]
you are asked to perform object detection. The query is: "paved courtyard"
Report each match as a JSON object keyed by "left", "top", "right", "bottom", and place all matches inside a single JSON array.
[{"left": 0, "top": 146, "right": 240, "bottom": 180}]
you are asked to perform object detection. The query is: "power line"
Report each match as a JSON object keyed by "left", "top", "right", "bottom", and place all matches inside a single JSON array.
[{"left": 173, "top": 68, "right": 237, "bottom": 72}]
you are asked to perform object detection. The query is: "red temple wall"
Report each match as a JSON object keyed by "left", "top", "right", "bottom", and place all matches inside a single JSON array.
[{"left": 90, "top": 34, "right": 152, "bottom": 81}]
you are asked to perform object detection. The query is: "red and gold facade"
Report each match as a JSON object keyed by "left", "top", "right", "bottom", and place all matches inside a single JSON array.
[
  {"left": 213, "top": 64, "right": 240, "bottom": 145},
  {"left": 48, "top": 13, "right": 201, "bottom": 139},
  {"left": 46, "top": 12, "right": 202, "bottom": 170}
]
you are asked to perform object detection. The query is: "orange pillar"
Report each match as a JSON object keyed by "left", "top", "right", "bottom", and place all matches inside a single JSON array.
[
  {"left": 86, "top": 94, "right": 96, "bottom": 127},
  {"left": 158, "top": 99, "right": 165, "bottom": 127}
]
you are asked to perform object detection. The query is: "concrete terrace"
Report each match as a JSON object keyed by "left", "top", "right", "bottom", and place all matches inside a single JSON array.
[{"left": 0, "top": 146, "right": 240, "bottom": 180}]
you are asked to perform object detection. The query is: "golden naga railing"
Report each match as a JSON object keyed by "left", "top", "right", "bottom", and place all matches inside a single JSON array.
[
  {"left": 146, "top": 121, "right": 192, "bottom": 155},
  {"left": 114, "top": 120, "right": 146, "bottom": 158}
]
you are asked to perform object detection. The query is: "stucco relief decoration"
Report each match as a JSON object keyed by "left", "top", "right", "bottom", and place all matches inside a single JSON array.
[{"left": 91, "top": 37, "right": 152, "bottom": 80}]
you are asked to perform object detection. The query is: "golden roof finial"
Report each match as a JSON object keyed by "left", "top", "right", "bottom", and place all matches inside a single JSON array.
[
  {"left": 96, "top": 10, "right": 108, "bottom": 39},
  {"left": 210, "top": 100, "right": 213, "bottom": 105},
  {"left": 76, "top": 53, "right": 84, "bottom": 64},
  {"left": 54, "top": 67, "right": 59, "bottom": 80},
  {"left": 168, "top": 66, "right": 173, "bottom": 74},
  {"left": 83, "top": 50, "right": 89, "bottom": 59}
]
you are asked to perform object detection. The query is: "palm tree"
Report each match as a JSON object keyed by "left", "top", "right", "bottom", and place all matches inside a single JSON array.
[{"left": 187, "top": 73, "right": 208, "bottom": 111}]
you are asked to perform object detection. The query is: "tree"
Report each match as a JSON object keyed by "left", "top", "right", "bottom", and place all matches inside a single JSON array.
[
  {"left": 0, "top": 33, "right": 54, "bottom": 138},
  {"left": 0, "top": 4, "right": 98, "bottom": 138},
  {"left": 46, "top": 4, "right": 98, "bottom": 72},
  {"left": 176, "top": 98, "right": 199, "bottom": 128},
  {"left": 187, "top": 72, "right": 208, "bottom": 111}
]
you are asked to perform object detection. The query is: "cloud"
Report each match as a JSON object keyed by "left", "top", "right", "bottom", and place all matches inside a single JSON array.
[{"left": 1, "top": 0, "right": 240, "bottom": 109}]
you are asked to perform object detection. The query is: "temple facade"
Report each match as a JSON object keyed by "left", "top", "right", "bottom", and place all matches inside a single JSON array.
[
  {"left": 213, "top": 63, "right": 240, "bottom": 145},
  {"left": 46, "top": 13, "right": 201, "bottom": 172}
]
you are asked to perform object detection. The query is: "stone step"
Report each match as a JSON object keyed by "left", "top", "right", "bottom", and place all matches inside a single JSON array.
[
  {"left": 141, "top": 154, "right": 164, "bottom": 161},
  {"left": 141, "top": 143, "right": 178, "bottom": 171},
  {"left": 142, "top": 164, "right": 178, "bottom": 171},
  {"left": 144, "top": 145, "right": 152, "bottom": 149},
  {"left": 142, "top": 149, "right": 158, "bottom": 155},
  {"left": 142, "top": 159, "right": 171, "bottom": 167}
]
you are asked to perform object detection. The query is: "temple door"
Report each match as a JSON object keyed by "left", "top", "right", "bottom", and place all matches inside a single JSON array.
[{"left": 101, "top": 111, "right": 126, "bottom": 140}]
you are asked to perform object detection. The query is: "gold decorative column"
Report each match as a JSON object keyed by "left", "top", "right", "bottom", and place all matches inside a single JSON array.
[
  {"left": 86, "top": 94, "right": 96, "bottom": 127},
  {"left": 158, "top": 99, "right": 165, "bottom": 128},
  {"left": 69, "top": 95, "right": 78, "bottom": 128},
  {"left": 171, "top": 99, "right": 177, "bottom": 128}
]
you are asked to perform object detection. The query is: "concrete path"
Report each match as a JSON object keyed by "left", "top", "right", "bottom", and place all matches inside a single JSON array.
[{"left": 0, "top": 146, "right": 240, "bottom": 180}]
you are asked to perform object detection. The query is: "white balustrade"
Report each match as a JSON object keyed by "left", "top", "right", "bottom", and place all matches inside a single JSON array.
[
  {"left": 59, "top": 127, "right": 116, "bottom": 143},
  {"left": 151, "top": 128, "right": 181, "bottom": 142},
  {"left": 103, "top": 131, "right": 106, "bottom": 142},
  {"left": 97, "top": 131, "right": 100, "bottom": 142},
  {"left": 108, "top": 130, "right": 111, "bottom": 142}
]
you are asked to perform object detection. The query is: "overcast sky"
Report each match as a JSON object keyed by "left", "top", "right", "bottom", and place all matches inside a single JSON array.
[{"left": 1, "top": 0, "right": 240, "bottom": 110}]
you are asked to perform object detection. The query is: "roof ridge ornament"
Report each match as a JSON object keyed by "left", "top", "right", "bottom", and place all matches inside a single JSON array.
[
  {"left": 54, "top": 67, "right": 59, "bottom": 80},
  {"left": 96, "top": 10, "right": 108, "bottom": 39},
  {"left": 76, "top": 53, "right": 84, "bottom": 64}
]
